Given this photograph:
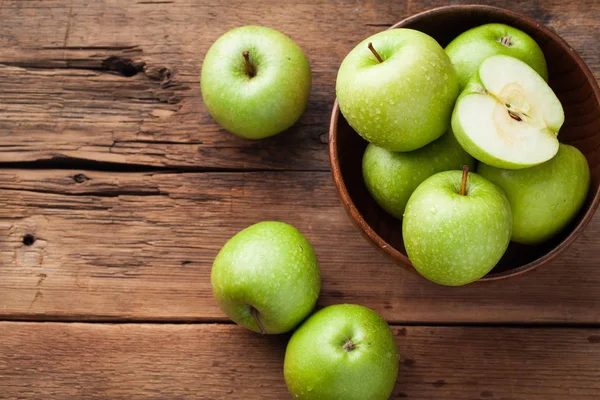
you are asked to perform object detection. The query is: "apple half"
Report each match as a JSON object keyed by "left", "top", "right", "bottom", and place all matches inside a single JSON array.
[{"left": 451, "top": 55, "right": 563, "bottom": 169}]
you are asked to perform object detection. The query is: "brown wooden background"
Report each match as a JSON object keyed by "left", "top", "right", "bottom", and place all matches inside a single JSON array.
[{"left": 1, "top": 0, "right": 599, "bottom": 398}]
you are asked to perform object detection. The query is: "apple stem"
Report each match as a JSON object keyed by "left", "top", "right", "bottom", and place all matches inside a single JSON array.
[
  {"left": 242, "top": 51, "right": 255, "bottom": 77},
  {"left": 460, "top": 165, "right": 469, "bottom": 196},
  {"left": 251, "top": 306, "right": 266, "bottom": 334},
  {"left": 367, "top": 42, "right": 384, "bottom": 63}
]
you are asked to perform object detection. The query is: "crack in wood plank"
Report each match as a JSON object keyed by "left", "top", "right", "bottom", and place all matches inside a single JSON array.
[
  {"left": 62, "top": 0, "right": 73, "bottom": 48},
  {"left": 1, "top": 186, "right": 169, "bottom": 198},
  {"left": 28, "top": 290, "right": 43, "bottom": 310}
]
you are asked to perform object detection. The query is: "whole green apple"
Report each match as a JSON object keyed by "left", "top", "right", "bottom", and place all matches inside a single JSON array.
[
  {"left": 336, "top": 28, "right": 459, "bottom": 152},
  {"left": 363, "top": 131, "right": 475, "bottom": 219},
  {"left": 478, "top": 144, "right": 590, "bottom": 245},
  {"left": 201, "top": 25, "right": 311, "bottom": 139},
  {"left": 403, "top": 168, "right": 512, "bottom": 286},
  {"left": 452, "top": 55, "right": 563, "bottom": 169},
  {"left": 211, "top": 221, "right": 320, "bottom": 334},
  {"left": 284, "top": 304, "right": 398, "bottom": 400},
  {"left": 446, "top": 23, "right": 548, "bottom": 90}
]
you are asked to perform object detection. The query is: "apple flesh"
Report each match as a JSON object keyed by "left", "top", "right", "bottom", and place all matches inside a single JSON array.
[
  {"left": 363, "top": 131, "right": 475, "bottom": 219},
  {"left": 446, "top": 23, "right": 548, "bottom": 90},
  {"left": 211, "top": 221, "right": 320, "bottom": 334},
  {"left": 284, "top": 304, "right": 399, "bottom": 400},
  {"left": 403, "top": 169, "right": 512, "bottom": 286},
  {"left": 452, "top": 55, "right": 563, "bottom": 169},
  {"left": 201, "top": 25, "right": 311, "bottom": 139},
  {"left": 478, "top": 144, "right": 590, "bottom": 245},
  {"left": 336, "top": 28, "right": 459, "bottom": 152}
]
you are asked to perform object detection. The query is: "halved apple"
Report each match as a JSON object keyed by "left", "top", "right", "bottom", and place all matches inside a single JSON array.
[{"left": 451, "top": 55, "right": 563, "bottom": 169}]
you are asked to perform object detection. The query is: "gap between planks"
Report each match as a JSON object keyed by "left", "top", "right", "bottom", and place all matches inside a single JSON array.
[{"left": 2, "top": 317, "right": 600, "bottom": 329}]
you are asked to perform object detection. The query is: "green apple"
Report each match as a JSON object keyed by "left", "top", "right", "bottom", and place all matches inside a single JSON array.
[
  {"left": 452, "top": 55, "right": 563, "bottom": 169},
  {"left": 478, "top": 144, "right": 590, "bottom": 245},
  {"left": 336, "top": 29, "right": 459, "bottom": 152},
  {"left": 211, "top": 221, "right": 320, "bottom": 334},
  {"left": 363, "top": 131, "right": 475, "bottom": 219},
  {"left": 446, "top": 23, "right": 548, "bottom": 90},
  {"left": 284, "top": 304, "right": 398, "bottom": 400},
  {"left": 403, "top": 168, "right": 512, "bottom": 286},
  {"left": 201, "top": 26, "right": 311, "bottom": 139}
]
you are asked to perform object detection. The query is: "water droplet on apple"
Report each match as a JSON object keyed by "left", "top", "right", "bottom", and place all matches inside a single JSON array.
[
  {"left": 429, "top": 207, "right": 437, "bottom": 215},
  {"left": 551, "top": 204, "right": 557, "bottom": 210},
  {"left": 452, "top": 206, "right": 459, "bottom": 212}
]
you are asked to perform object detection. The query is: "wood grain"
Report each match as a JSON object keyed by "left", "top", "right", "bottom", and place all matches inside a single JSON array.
[
  {"left": 0, "top": 0, "right": 598, "bottom": 170},
  {"left": 1, "top": 322, "right": 599, "bottom": 399},
  {"left": 2, "top": 169, "right": 600, "bottom": 323},
  {"left": 1, "top": 1, "right": 600, "bottom": 397}
]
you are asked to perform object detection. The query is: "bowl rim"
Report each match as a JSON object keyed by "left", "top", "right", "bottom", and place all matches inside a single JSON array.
[{"left": 329, "top": 4, "right": 600, "bottom": 282}]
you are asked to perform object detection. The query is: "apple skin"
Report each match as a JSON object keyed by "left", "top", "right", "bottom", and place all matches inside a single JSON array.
[
  {"left": 284, "top": 304, "right": 399, "bottom": 400},
  {"left": 336, "top": 28, "right": 459, "bottom": 152},
  {"left": 446, "top": 23, "right": 548, "bottom": 90},
  {"left": 403, "top": 171, "right": 512, "bottom": 286},
  {"left": 363, "top": 131, "right": 475, "bottom": 219},
  {"left": 478, "top": 144, "right": 590, "bottom": 245},
  {"left": 201, "top": 26, "right": 311, "bottom": 139},
  {"left": 211, "top": 221, "right": 320, "bottom": 334}
]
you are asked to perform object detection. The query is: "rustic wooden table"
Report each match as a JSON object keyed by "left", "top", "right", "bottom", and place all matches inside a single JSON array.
[{"left": 1, "top": 1, "right": 599, "bottom": 399}]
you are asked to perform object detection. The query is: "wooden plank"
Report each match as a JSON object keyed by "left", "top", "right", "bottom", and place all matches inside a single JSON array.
[
  {"left": 1, "top": 322, "right": 599, "bottom": 399},
  {"left": 0, "top": 0, "right": 598, "bottom": 169},
  {"left": 1, "top": 169, "right": 600, "bottom": 323}
]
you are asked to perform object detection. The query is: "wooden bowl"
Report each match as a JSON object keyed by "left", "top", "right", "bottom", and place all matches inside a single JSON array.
[{"left": 329, "top": 5, "right": 600, "bottom": 282}]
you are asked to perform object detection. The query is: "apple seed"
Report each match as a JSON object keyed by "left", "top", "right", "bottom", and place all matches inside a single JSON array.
[{"left": 507, "top": 110, "right": 523, "bottom": 121}]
